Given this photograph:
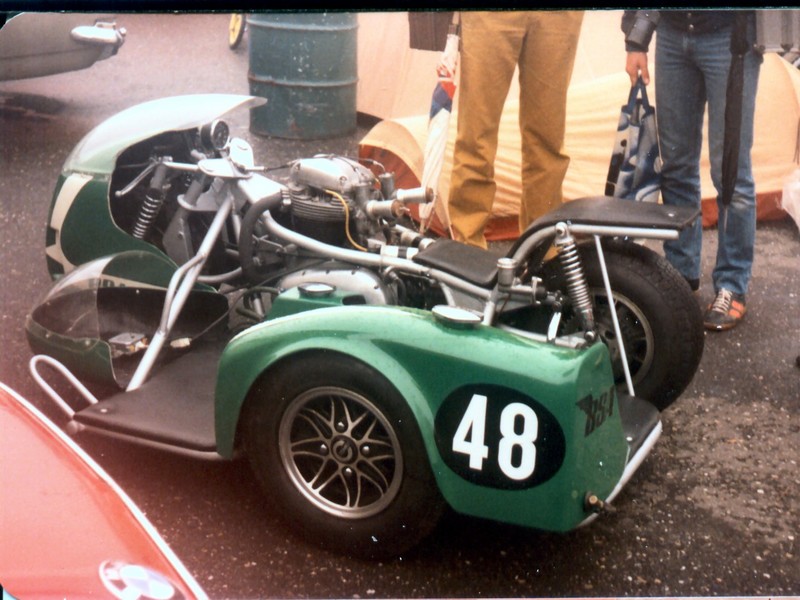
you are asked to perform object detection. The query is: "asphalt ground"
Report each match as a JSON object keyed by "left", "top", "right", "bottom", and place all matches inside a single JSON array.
[{"left": 1, "top": 13, "right": 798, "bottom": 599}]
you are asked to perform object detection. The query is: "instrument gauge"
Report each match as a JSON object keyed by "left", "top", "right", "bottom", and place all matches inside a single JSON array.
[{"left": 200, "top": 119, "right": 230, "bottom": 152}]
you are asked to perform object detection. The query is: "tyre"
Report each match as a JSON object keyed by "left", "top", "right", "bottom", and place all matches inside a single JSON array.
[
  {"left": 228, "top": 14, "right": 246, "bottom": 50},
  {"left": 526, "top": 240, "right": 703, "bottom": 411},
  {"left": 242, "top": 352, "right": 445, "bottom": 558}
]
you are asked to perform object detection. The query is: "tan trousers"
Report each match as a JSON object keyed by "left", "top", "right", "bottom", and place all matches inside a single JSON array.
[{"left": 448, "top": 11, "right": 584, "bottom": 248}]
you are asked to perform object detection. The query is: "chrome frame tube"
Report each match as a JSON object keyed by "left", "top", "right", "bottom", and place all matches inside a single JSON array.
[
  {"left": 593, "top": 235, "right": 636, "bottom": 397},
  {"left": 263, "top": 212, "right": 492, "bottom": 302},
  {"left": 127, "top": 194, "right": 235, "bottom": 391},
  {"left": 570, "top": 224, "right": 682, "bottom": 240},
  {"left": 29, "top": 354, "right": 100, "bottom": 419},
  {"left": 510, "top": 223, "right": 680, "bottom": 264}
]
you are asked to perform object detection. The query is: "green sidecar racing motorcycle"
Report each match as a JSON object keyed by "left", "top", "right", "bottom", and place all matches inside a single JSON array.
[{"left": 26, "top": 94, "right": 704, "bottom": 558}]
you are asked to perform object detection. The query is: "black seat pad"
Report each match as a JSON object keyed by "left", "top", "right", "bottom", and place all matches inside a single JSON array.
[{"left": 413, "top": 239, "right": 500, "bottom": 288}]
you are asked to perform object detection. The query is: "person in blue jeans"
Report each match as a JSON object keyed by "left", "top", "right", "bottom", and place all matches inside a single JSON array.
[{"left": 622, "top": 10, "right": 762, "bottom": 331}]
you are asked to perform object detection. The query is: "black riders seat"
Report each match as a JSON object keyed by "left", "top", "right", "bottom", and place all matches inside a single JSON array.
[{"left": 412, "top": 239, "right": 501, "bottom": 289}]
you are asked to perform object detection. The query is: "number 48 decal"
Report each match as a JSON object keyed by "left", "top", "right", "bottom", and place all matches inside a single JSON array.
[
  {"left": 434, "top": 385, "right": 565, "bottom": 490},
  {"left": 452, "top": 394, "right": 539, "bottom": 481}
]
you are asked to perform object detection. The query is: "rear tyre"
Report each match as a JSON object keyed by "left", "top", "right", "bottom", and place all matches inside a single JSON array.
[
  {"left": 243, "top": 353, "right": 444, "bottom": 558},
  {"left": 537, "top": 240, "right": 703, "bottom": 410}
]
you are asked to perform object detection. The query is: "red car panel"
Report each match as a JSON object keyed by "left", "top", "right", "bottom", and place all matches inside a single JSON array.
[{"left": 0, "top": 383, "right": 207, "bottom": 599}]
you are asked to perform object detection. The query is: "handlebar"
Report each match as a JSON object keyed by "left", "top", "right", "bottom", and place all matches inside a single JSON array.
[{"left": 115, "top": 137, "right": 265, "bottom": 199}]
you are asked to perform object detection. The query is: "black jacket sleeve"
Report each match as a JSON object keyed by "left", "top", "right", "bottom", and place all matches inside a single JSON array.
[{"left": 621, "top": 10, "right": 661, "bottom": 52}]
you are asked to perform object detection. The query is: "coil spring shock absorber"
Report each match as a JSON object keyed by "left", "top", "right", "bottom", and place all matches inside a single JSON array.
[
  {"left": 554, "top": 223, "right": 596, "bottom": 340},
  {"left": 132, "top": 164, "right": 169, "bottom": 240}
]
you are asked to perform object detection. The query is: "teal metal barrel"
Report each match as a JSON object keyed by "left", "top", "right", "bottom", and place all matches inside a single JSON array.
[{"left": 247, "top": 13, "right": 358, "bottom": 139}]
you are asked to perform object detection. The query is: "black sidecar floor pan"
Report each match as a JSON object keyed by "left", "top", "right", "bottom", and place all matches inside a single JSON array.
[{"left": 74, "top": 341, "right": 226, "bottom": 453}]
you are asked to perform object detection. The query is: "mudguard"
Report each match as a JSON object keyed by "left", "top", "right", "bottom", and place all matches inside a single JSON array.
[{"left": 215, "top": 294, "right": 633, "bottom": 532}]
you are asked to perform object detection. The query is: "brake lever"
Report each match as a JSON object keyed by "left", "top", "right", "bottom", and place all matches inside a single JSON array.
[{"left": 114, "top": 161, "right": 159, "bottom": 198}]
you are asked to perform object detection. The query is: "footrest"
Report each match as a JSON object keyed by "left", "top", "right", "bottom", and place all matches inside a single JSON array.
[{"left": 617, "top": 392, "right": 661, "bottom": 458}]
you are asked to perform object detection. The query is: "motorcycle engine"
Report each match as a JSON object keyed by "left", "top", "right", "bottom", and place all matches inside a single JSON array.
[{"left": 287, "top": 155, "right": 382, "bottom": 247}]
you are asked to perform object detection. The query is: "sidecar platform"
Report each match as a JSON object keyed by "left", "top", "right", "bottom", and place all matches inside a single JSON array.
[{"left": 72, "top": 341, "right": 225, "bottom": 457}]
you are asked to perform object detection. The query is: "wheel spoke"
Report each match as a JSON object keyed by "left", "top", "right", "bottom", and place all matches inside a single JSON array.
[
  {"left": 290, "top": 439, "right": 326, "bottom": 458},
  {"left": 312, "top": 466, "right": 343, "bottom": 495},
  {"left": 357, "top": 457, "right": 392, "bottom": 492},
  {"left": 298, "top": 406, "right": 332, "bottom": 439}
]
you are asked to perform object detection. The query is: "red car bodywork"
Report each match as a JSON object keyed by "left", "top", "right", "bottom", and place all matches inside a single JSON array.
[{"left": 0, "top": 382, "right": 207, "bottom": 599}]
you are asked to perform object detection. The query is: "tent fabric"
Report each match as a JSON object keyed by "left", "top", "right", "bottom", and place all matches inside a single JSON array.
[{"left": 359, "top": 52, "right": 799, "bottom": 240}]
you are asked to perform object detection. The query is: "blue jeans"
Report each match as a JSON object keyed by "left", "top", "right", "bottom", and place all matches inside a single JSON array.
[{"left": 655, "top": 20, "right": 762, "bottom": 296}]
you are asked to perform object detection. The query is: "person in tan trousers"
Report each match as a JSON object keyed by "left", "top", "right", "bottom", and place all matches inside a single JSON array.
[{"left": 448, "top": 10, "right": 584, "bottom": 248}]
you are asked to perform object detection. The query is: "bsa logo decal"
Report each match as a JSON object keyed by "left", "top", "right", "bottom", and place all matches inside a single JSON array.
[
  {"left": 435, "top": 385, "right": 566, "bottom": 490},
  {"left": 576, "top": 385, "right": 616, "bottom": 437}
]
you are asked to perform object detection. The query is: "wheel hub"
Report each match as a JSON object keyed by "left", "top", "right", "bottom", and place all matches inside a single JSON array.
[{"left": 331, "top": 436, "right": 357, "bottom": 463}]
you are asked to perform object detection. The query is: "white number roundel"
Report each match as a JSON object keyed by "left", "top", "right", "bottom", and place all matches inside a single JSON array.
[{"left": 435, "top": 385, "right": 566, "bottom": 489}]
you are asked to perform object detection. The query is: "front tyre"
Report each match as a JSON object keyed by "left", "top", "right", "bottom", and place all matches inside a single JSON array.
[
  {"left": 243, "top": 352, "right": 444, "bottom": 558},
  {"left": 539, "top": 240, "right": 703, "bottom": 411}
]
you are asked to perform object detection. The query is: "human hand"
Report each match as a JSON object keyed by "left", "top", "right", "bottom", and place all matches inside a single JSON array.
[{"left": 625, "top": 52, "right": 649, "bottom": 85}]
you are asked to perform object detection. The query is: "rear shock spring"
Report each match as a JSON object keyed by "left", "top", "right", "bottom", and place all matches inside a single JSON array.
[
  {"left": 132, "top": 163, "right": 169, "bottom": 240},
  {"left": 555, "top": 224, "right": 595, "bottom": 335},
  {"left": 132, "top": 192, "right": 164, "bottom": 239}
]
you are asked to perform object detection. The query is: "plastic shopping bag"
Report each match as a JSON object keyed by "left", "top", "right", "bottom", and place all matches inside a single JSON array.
[{"left": 605, "top": 77, "right": 661, "bottom": 203}]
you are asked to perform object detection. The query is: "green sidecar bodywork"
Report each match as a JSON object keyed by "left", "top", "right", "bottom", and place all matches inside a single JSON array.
[{"left": 26, "top": 252, "right": 657, "bottom": 534}]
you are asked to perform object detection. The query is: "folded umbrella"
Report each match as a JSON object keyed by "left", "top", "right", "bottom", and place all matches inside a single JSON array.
[
  {"left": 721, "top": 12, "right": 750, "bottom": 210},
  {"left": 419, "top": 20, "right": 459, "bottom": 236}
]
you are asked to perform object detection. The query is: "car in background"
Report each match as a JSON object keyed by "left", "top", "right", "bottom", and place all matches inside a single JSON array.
[
  {"left": 0, "top": 381, "right": 207, "bottom": 599},
  {"left": 0, "top": 12, "right": 125, "bottom": 81}
]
